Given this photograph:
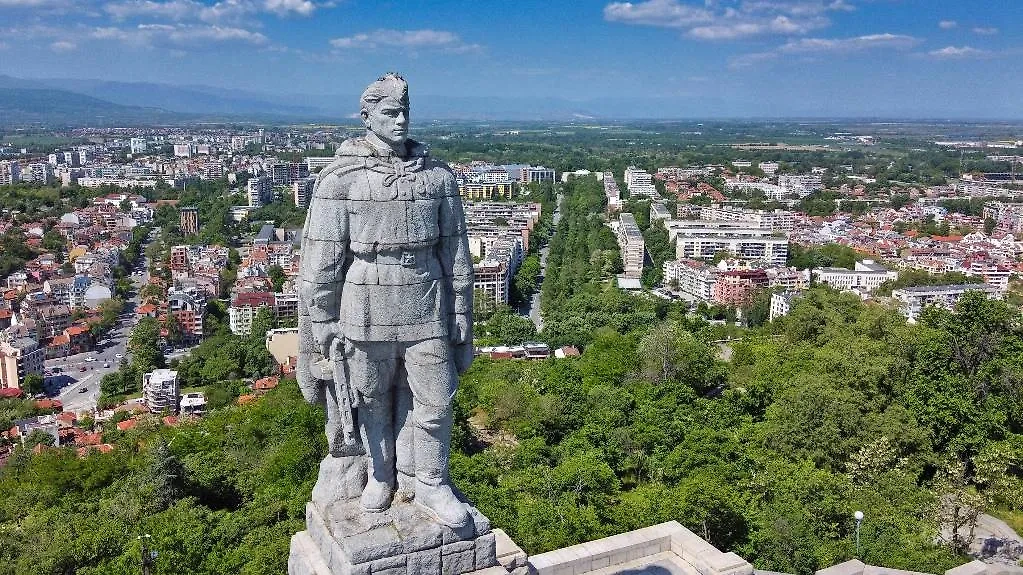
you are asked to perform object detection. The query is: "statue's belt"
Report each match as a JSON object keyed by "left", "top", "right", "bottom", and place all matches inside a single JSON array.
[{"left": 355, "top": 246, "right": 436, "bottom": 268}]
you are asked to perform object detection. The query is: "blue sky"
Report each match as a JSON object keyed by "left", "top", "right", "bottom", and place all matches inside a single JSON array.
[{"left": 0, "top": 0, "right": 1020, "bottom": 117}]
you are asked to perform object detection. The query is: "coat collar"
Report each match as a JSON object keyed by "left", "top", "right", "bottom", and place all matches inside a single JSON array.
[{"left": 336, "top": 137, "right": 428, "bottom": 159}]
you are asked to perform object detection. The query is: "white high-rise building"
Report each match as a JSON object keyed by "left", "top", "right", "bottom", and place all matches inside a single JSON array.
[
  {"left": 616, "top": 213, "right": 646, "bottom": 278},
  {"left": 292, "top": 176, "right": 316, "bottom": 208},
  {"left": 130, "top": 138, "right": 147, "bottom": 154},
  {"left": 0, "top": 161, "right": 20, "bottom": 185},
  {"left": 699, "top": 205, "right": 794, "bottom": 233},
  {"left": 247, "top": 175, "right": 273, "bottom": 207},
  {"left": 666, "top": 220, "right": 788, "bottom": 266},
  {"left": 892, "top": 284, "right": 1000, "bottom": 323},
  {"left": 142, "top": 369, "right": 180, "bottom": 413}
]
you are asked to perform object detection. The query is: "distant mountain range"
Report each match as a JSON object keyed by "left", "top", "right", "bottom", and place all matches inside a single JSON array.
[{"left": 0, "top": 74, "right": 744, "bottom": 126}]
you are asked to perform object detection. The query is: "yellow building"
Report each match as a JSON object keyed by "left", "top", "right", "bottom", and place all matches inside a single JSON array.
[{"left": 459, "top": 182, "right": 514, "bottom": 200}]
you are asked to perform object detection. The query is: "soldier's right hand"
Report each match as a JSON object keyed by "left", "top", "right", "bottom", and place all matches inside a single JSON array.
[{"left": 311, "top": 320, "right": 342, "bottom": 359}]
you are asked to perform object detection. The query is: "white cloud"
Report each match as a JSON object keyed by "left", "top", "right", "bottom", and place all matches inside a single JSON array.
[
  {"left": 604, "top": 0, "right": 853, "bottom": 40},
  {"left": 602, "top": 0, "right": 714, "bottom": 28},
  {"left": 927, "top": 45, "right": 991, "bottom": 59},
  {"left": 91, "top": 23, "right": 269, "bottom": 46},
  {"left": 938, "top": 20, "right": 957, "bottom": 29},
  {"left": 49, "top": 40, "right": 77, "bottom": 52},
  {"left": 777, "top": 33, "right": 919, "bottom": 53},
  {"left": 263, "top": 0, "right": 319, "bottom": 17},
  {"left": 972, "top": 26, "right": 998, "bottom": 35},
  {"left": 0, "top": 0, "right": 64, "bottom": 5},
  {"left": 330, "top": 29, "right": 480, "bottom": 53},
  {"left": 103, "top": 0, "right": 326, "bottom": 22},
  {"left": 730, "top": 32, "right": 919, "bottom": 67}
]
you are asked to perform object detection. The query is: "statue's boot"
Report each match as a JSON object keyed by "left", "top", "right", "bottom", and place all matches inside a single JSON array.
[
  {"left": 413, "top": 407, "right": 471, "bottom": 529},
  {"left": 359, "top": 396, "right": 396, "bottom": 513}
]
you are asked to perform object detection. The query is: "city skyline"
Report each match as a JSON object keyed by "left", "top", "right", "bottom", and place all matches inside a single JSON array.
[{"left": 0, "top": 0, "right": 1021, "bottom": 118}]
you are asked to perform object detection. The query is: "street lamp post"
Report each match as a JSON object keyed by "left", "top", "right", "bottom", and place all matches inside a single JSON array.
[
  {"left": 137, "top": 534, "right": 155, "bottom": 575},
  {"left": 854, "top": 510, "right": 864, "bottom": 557}
]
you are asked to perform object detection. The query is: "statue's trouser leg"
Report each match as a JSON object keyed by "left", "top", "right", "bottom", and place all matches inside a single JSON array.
[
  {"left": 349, "top": 341, "right": 398, "bottom": 512},
  {"left": 404, "top": 338, "right": 470, "bottom": 528},
  {"left": 394, "top": 373, "right": 416, "bottom": 495}
]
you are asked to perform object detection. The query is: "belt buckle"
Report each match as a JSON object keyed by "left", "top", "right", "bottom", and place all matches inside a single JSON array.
[{"left": 401, "top": 251, "right": 416, "bottom": 267}]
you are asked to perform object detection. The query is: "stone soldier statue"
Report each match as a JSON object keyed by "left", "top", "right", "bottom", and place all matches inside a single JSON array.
[{"left": 296, "top": 73, "right": 475, "bottom": 529}]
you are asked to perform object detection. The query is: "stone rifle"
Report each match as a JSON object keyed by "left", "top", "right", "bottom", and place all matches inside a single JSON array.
[{"left": 299, "top": 302, "right": 363, "bottom": 457}]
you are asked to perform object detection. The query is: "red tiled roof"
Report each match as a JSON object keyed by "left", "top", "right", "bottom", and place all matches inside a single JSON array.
[
  {"left": 161, "top": 415, "right": 180, "bottom": 426},
  {"left": 116, "top": 419, "right": 137, "bottom": 431},
  {"left": 232, "top": 291, "right": 274, "bottom": 307},
  {"left": 252, "top": 376, "right": 279, "bottom": 391},
  {"left": 34, "top": 399, "right": 63, "bottom": 410},
  {"left": 237, "top": 394, "right": 257, "bottom": 405},
  {"left": 65, "top": 325, "right": 90, "bottom": 336},
  {"left": 75, "top": 431, "right": 103, "bottom": 446}
]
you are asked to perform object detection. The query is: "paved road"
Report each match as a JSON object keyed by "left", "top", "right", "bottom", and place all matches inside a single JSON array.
[
  {"left": 48, "top": 232, "right": 156, "bottom": 413},
  {"left": 522, "top": 193, "right": 562, "bottom": 331}
]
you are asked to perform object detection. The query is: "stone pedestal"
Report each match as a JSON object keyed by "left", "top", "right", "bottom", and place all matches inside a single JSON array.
[{"left": 289, "top": 459, "right": 498, "bottom": 575}]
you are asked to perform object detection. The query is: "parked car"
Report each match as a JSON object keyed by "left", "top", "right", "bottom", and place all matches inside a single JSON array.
[
  {"left": 85, "top": 357, "right": 96, "bottom": 362},
  {"left": 79, "top": 386, "right": 88, "bottom": 393},
  {"left": 79, "top": 366, "right": 87, "bottom": 372},
  {"left": 103, "top": 363, "right": 110, "bottom": 368}
]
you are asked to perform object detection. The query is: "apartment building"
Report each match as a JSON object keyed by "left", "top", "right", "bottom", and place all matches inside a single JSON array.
[
  {"left": 813, "top": 260, "right": 897, "bottom": 293},
  {"left": 142, "top": 369, "right": 180, "bottom": 413},
  {"left": 459, "top": 182, "right": 514, "bottom": 201},
  {"left": 699, "top": 205, "right": 794, "bottom": 233},
  {"left": 617, "top": 213, "right": 646, "bottom": 278},
  {"left": 650, "top": 202, "right": 671, "bottom": 222},
  {"left": 624, "top": 166, "right": 659, "bottom": 199},
  {"left": 604, "top": 172, "right": 623, "bottom": 213},
  {"left": 0, "top": 161, "right": 20, "bottom": 186},
  {"left": 229, "top": 292, "right": 275, "bottom": 335},
  {"left": 0, "top": 331, "right": 45, "bottom": 390},
  {"left": 662, "top": 259, "right": 718, "bottom": 301},
  {"left": 712, "top": 270, "right": 770, "bottom": 306},
  {"left": 292, "top": 176, "right": 316, "bottom": 208},
  {"left": 769, "top": 291, "right": 802, "bottom": 321},
  {"left": 892, "top": 284, "right": 1000, "bottom": 323},
  {"left": 167, "top": 285, "right": 206, "bottom": 342},
  {"left": 666, "top": 220, "right": 788, "bottom": 266},
  {"left": 473, "top": 260, "right": 509, "bottom": 307},
  {"left": 247, "top": 175, "right": 273, "bottom": 207},
  {"left": 180, "top": 206, "right": 200, "bottom": 235}
]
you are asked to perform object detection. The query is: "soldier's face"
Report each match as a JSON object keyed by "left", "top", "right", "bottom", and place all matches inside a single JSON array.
[{"left": 363, "top": 97, "right": 409, "bottom": 148}]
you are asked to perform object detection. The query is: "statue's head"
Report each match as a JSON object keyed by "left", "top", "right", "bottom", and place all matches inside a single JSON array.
[{"left": 360, "top": 73, "right": 410, "bottom": 151}]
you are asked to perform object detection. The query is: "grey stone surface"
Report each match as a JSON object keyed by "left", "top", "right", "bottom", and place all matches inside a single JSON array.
[
  {"left": 493, "top": 529, "right": 527, "bottom": 571},
  {"left": 527, "top": 521, "right": 754, "bottom": 575},
  {"left": 291, "top": 494, "right": 496, "bottom": 575},
  {"left": 290, "top": 73, "right": 488, "bottom": 575},
  {"left": 816, "top": 560, "right": 866, "bottom": 575}
]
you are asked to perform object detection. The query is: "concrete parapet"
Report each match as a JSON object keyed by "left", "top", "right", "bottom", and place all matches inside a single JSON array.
[
  {"left": 943, "top": 562, "right": 988, "bottom": 575},
  {"left": 863, "top": 565, "right": 937, "bottom": 575},
  {"left": 526, "top": 521, "right": 752, "bottom": 575},
  {"left": 817, "top": 560, "right": 866, "bottom": 575},
  {"left": 494, "top": 529, "right": 528, "bottom": 572}
]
